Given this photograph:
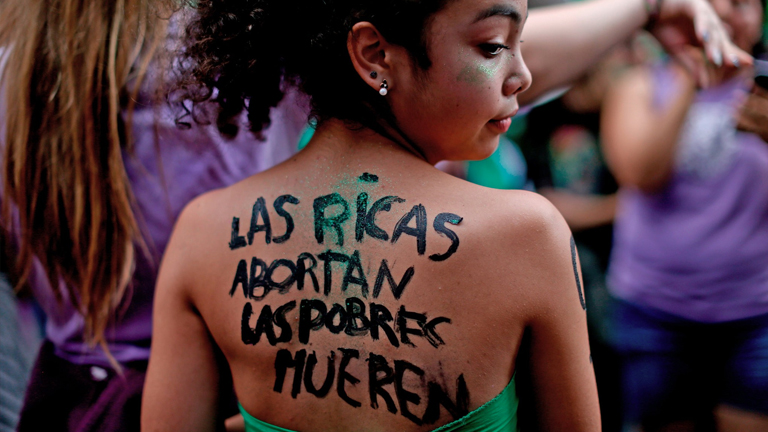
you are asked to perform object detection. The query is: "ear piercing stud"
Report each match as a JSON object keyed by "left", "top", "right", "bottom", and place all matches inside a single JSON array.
[
  {"left": 379, "top": 79, "right": 388, "bottom": 96},
  {"left": 370, "top": 72, "right": 388, "bottom": 95}
]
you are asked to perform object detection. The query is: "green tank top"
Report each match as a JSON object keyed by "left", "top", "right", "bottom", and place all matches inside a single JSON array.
[{"left": 238, "top": 375, "right": 518, "bottom": 432}]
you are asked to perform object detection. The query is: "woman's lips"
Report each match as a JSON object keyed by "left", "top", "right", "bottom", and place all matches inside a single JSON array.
[{"left": 488, "top": 117, "right": 512, "bottom": 133}]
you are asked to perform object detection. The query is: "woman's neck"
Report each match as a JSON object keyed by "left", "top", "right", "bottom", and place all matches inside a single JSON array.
[{"left": 301, "top": 119, "right": 434, "bottom": 168}]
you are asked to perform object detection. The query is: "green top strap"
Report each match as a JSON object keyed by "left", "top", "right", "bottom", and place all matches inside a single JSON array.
[
  {"left": 239, "top": 405, "right": 295, "bottom": 432},
  {"left": 238, "top": 375, "right": 518, "bottom": 432}
]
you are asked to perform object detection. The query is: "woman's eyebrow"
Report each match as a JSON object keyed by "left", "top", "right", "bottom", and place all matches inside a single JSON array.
[{"left": 472, "top": 4, "right": 524, "bottom": 24}]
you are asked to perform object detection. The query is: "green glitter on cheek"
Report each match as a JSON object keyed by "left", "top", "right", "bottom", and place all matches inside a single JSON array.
[
  {"left": 477, "top": 63, "right": 497, "bottom": 80},
  {"left": 457, "top": 64, "right": 484, "bottom": 84},
  {"left": 457, "top": 60, "right": 501, "bottom": 85}
]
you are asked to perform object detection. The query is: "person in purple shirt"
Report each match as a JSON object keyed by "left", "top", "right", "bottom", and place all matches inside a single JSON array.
[
  {"left": 0, "top": 2, "right": 309, "bottom": 430},
  {"left": 602, "top": 0, "right": 768, "bottom": 429},
  {"left": 14, "top": 91, "right": 308, "bottom": 432}
]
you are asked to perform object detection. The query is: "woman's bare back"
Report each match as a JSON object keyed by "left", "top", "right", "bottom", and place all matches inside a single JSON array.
[{"left": 148, "top": 124, "right": 596, "bottom": 431}]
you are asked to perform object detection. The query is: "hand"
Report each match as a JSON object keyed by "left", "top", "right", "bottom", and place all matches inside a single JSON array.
[
  {"left": 737, "top": 85, "right": 768, "bottom": 143},
  {"left": 648, "top": 0, "right": 752, "bottom": 87},
  {"left": 666, "top": 42, "right": 737, "bottom": 89}
]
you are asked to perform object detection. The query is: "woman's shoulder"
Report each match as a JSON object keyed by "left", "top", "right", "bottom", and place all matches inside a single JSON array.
[
  {"left": 441, "top": 176, "right": 569, "bottom": 243},
  {"left": 159, "top": 182, "right": 250, "bottom": 287},
  {"left": 428, "top": 176, "right": 576, "bottom": 299},
  {"left": 609, "top": 62, "right": 687, "bottom": 108}
]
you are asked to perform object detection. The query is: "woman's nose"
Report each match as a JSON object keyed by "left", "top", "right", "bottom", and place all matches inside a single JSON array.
[{"left": 503, "top": 57, "right": 532, "bottom": 97}]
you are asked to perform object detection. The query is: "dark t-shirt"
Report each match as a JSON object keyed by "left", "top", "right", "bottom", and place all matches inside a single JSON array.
[{"left": 518, "top": 98, "right": 617, "bottom": 270}]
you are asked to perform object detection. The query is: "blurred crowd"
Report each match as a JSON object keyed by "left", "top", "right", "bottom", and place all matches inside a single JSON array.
[
  {"left": 455, "top": 0, "right": 768, "bottom": 430},
  {"left": 1, "top": 0, "right": 768, "bottom": 431}
]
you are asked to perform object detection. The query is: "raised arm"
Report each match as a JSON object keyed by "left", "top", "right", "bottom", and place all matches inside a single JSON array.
[
  {"left": 142, "top": 203, "right": 224, "bottom": 432},
  {"left": 519, "top": 0, "right": 750, "bottom": 104},
  {"left": 600, "top": 66, "right": 696, "bottom": 192}
]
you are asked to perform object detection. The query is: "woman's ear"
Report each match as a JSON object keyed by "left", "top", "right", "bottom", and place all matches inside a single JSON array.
[{"left": 347, "top": 22, "right": 393, "bottom": 93}]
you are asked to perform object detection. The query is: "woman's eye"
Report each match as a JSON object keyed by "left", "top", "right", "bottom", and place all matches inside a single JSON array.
[{"left": 480, "top": 43, "right": 510, "bottom": 56}]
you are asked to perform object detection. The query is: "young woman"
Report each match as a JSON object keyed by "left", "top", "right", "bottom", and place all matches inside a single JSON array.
[
  {"left": 139, "top": 0, "right": 727, "bottom": 429},
  {"left": 601, "top": 0, "right": 768, "bottom": 430}
]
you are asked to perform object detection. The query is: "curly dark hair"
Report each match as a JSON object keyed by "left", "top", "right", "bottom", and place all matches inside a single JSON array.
[{"left": 177, "top": 0, "right": 453, "bottom": 138}]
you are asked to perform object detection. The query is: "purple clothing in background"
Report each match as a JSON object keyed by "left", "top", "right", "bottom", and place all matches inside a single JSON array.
[
  {"left": 17, "top": 341, "right": 147, "bottom": 432},
  {"left": 608, "top": 66, "right": 768, "bottom": 323},
  {"left": 29, "top": 92, "right": 309, "bottom": 367}
]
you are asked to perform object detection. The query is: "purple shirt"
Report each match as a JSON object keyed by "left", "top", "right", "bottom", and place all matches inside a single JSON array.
[
  {"left": 608, "top": 66, "right": 768, "bottom": 322},
  {"left": 28, "top": 92, "right": 309, "bottom": 367}
]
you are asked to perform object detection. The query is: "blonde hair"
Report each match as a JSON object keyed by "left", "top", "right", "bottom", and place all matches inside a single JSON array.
[{"left": 0, "top": 0, "right": 169, "bottom": 358}]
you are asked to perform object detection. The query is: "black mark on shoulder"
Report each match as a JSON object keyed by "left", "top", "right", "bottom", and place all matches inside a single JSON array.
[{"left": 571, "top": 236, "right": 586, "bottom": 311}]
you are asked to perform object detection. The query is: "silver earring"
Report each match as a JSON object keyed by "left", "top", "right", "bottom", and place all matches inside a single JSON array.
[{"left": 379, "top": 79, "right": 388, "bottom": 96}]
